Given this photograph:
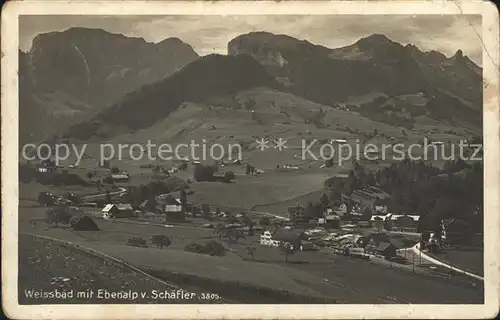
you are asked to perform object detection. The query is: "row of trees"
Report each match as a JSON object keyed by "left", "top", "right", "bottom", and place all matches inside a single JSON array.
[
  {"left": 326, "top": 157, "right": 483, "bottom": 233},
  {"left": 193, "top": 163, "right": 236, "bottom": 183}
]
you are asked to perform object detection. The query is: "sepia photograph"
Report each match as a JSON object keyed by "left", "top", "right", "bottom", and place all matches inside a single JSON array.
[{"left": 2, "top": 1, "right": 499, "bottom": 319}]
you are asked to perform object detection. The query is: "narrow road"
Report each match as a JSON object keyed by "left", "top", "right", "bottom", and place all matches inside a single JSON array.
[
  {"left": 409, "top": 243, "right": 484, "bottom": 281},
  {"left": 81, "top": 187, "right": 127, "bottom": 200}
]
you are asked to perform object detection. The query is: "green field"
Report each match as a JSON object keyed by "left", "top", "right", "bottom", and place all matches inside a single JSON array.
[{"left": 19, "top": 203, "right": 483, "bottom": 304}]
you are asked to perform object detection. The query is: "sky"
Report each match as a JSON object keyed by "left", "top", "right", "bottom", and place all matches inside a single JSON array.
[{"left": 19, "top": 15, "right": 483, "bottom": 66}]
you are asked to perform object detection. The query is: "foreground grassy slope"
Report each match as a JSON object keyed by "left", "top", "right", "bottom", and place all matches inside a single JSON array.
[{"left": 19, "top": 204, "right": 483, "bottom": 304}]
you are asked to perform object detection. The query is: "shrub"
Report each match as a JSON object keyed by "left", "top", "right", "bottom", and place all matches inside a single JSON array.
[
  {"left": 38, "top": 192, "right": 54, "bottom": 206},
  {"left": 184, "top": 240, "right": 226, "bottom": 256},
  {"left": 223, "top": 171, "right": 236, "bottom": 183},
  {"left": 184, "top": 242, "right": 205, "bottom": 254},
  {"left": 259, "top": 217, "right": 271, "bottom": 226},
  {"left": 127, "top": 237, "right": 148, "bottom": 248},
  {"left": 70, "top": 216, "right": 99, "bottom": 231},
  {"left": 103, "top": 176, "right": 114, "bottom": 184},
  {"left": 151, "top": 235, "right": 171, "bottom": 249},
  {"left": 203, "top": 240, "right": 226, "bottom": 256},
  {"left": 193, "top": 164, "right": 217, "bottom": 182},
  {"left": 46, "top": 206, "right": 71, "bottom": 226}
]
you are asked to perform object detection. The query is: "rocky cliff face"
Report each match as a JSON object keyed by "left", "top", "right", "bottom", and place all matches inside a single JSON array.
[
  {"left": 228, "top": 32, "right": 482, "bottom": 115},
  {"left": 66, "top": 54, "right": 279, "bottom": 140},
  {"left": 19, "top": 27, "right": 200, "bottom": 143}
]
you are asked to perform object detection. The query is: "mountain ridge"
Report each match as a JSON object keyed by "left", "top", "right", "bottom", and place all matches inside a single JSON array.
[
  {"left": 21, "top": 29, "right": 483, "bottom": 143},
  {"left": 19, "top": 27, "right": 200, "bottom": 143}
]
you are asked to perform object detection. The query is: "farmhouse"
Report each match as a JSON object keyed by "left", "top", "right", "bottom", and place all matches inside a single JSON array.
[
  {"left": 373, "top": 242, "right": 397, "bottom": 258},
  {"left": 370, "top": 214, "right": 391, "bottom": 222},
  {"left": 362, "top": 233, "right": 401, "bottom": 258},
  {"left": 287, "top": 204, "right": 306, "bottom": 222},
  {"left": 102, "top": 203, "right": 134, "bottom": 219},
  {"left": 375, "top": 205, "right": 388, "bottom": 214},
  {"left": 164, "top": 204, "right": 185, "bottom": 221},
  {"left": 111, "top": 174, "right": 130, "bottom": 183},
  {"left": 330, "top": 139, "right": 347, "bottom": 144},
  {"left": 390, "top": 214, "right": 420, "bottom": 233},
  {"left": 335, "top": 203, "right": 348, "bottom": 216},
  {"left": 324, "top": 173, "right": 350, "bottom": 191},
  {"left": 260, "top": 230, "right": 306, "bottom": 250},
  {"left": 323, "top": 215, "right": 340, "bottom": 229}
]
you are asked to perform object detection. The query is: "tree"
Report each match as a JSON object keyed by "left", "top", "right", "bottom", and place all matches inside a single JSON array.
[
  {"left": 105, "top": 191, "right": 112, "bottom": 203},
  {"left": 259, "top": 217, "right": 271, "bottom": 227},
  {"left": 361, "top": 206, "right": 373, "bottom": 221},
  {"left": 244, "top": 98, "right": 256, "bottom": 111},
  {"left": 320, "top": 193, "right": 330, "bottom": 208},
  {"left": 111, "top": 167, "right": 120, "bottom": 174},
  {"left": 46, "top": 206, "right": 71, "bottom": 227},
  {"left": 214, "top": 223, "right": 225, "bottom": 240},
  {"left": 223, "top": 171, "right": 236, "bottom": 183},
  {"left": 201, "top": 204, "right": 211, "bottom": 220},
  {"left": 280, "top": 242, "right": 294, "bottom": 263},
  {"left": 127, "top": 237, "right": 148, "bottom": 248},
  {"left": 151, "top": 235, "right": 171, "bottom": 249},
  {"left": 178, "top": 161, "right": 188, "bottom": 171},
  {"left": 180, "top": 189, "right": 187, "bottom": 207},
  {"left": 227, "top": 229, "right": 244, "bottom": 243},
  {"left": 204, "top": 240, "right": 226, "bottom": 256},
  {"left": 241, "top": 214, "right": 254, "bottom": 235},
  {"left": 246, "top": 246, "right": 256, "bottom": 260},
  {"left": 193, "top": 164, "right": 216, "bottom": 182},
  {"left": 148, "top": 196, "right": 157, "bottom": 213}
]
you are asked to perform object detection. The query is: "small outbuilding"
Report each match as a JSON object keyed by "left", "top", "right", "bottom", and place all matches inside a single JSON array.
[{"left": 102, "top": 203, "right": 134, "bottom": 219}]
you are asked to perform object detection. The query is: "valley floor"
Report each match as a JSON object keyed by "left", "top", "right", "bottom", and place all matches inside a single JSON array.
[{"left": 19, "top": 203, "right": 484, "bottom": 304}]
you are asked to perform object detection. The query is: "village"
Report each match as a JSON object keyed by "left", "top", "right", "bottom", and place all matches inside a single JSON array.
[{"left": 24, "top": 150, "right": 483, "bottom": 287}]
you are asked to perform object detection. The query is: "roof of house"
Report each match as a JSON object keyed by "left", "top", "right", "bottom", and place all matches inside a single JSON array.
[
  {"left": 332, "top": 173, "right": 349, "bottom": 179},
  {"left": 376, "top": 242, "right": 395, "bottom": 252},
  {"left": 370, "top": 215, "right": 389, "bottom": 221},
  {"left": 102, "top": 204, "right": 114, "bottom": 213},
  {"left": 388, "top": 238, "right": 406, "bottom": 249},
  {"left": 101, "top": 203, "right": 132, "bottom": 212},
  {"left": 324, "top": 215, "right": 340, "bottom": 221},
  {"left": 165, "top": 205, "right": 182, "bottom": 212},
  {"left": 272, "top": 230, "right": 304, "bottom": 242},
  {"left": 369, "top": 233, "right": 391, "bottom": 244},
  {"left": 158, "top": 194, "right": 182, "bottom": 205},
  {"left": 390, "top": 214, "right": 420, "bottom": 222},
  {"left": 115, "top": 203, "right": 132, "bottom": 211},
  {"left": 111, "top": 174, "right": 130, "bottom": 180}
]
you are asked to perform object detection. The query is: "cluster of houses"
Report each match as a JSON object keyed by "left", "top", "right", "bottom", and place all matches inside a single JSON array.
[
  {"left": 96, "top": 192, "right": 187, "bottom": 221},
  {"left": 258, "top": 221, "right": 408, "bottom": 259},
  {"left": 284, "top": 199, "right": 420, "bottom": 233},
  {"left": 370, "top": 213, "right": 420, "bottom": 233}
]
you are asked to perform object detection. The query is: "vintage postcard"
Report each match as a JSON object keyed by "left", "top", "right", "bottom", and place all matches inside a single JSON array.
[{"left": 2, "top": 0, "right": 499, "bottom": 319}]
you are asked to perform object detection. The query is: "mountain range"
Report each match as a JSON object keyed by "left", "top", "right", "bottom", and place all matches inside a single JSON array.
[
  {"left": 19, "top": 28, "right": 483, "bottom": 143},
  {"left": 19, "top": 27, "right": 199, "bottom": 142}
]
